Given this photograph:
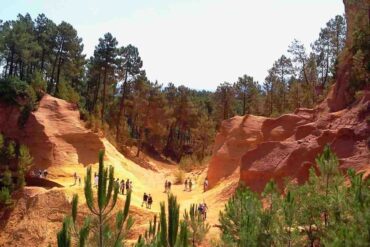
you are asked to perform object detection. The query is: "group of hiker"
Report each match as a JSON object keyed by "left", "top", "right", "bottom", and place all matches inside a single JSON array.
[
  {"left": 93, "top": 173, "right": 133, "bottom": 195},
  {"left": 164, "top": 180, "right": 172, "bottom": 193},
  {"left": 184, "top": 178, "right": 193, "bottom": 191},
  {"left": 198, "top": 203, "right": 208, "bottom": 220},
  {"left": 118, "top": 178, "right": 133, "bottom": 195},
  {"left": 79, "top": 171, "right": 210, "bottom": 218},
  {"left": 30, "top": 169, "right": 48, "bottom": 178},
  {"left": 141, "top": 192, "right": 154, "bottom": 209},
  {"left": 73, "top": 172, "right": 81, "bottom": 186},
  {"left": 184, "top": 177, "right": 209, "bottom": 193}
]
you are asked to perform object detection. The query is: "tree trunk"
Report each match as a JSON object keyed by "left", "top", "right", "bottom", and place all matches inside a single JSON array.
[
  {"left": 49, "top": 52, "right": 59, "bottom": 93},
  {"left": 92, "top": 71, "right": 101, "bottom": 112},
  {"left": 8, "top": 48, "right": 15, "bottom": 77},
  {"left": 55, "top": 55, "right": 63, "bottom": 93},
  {"left": 243, "top": 93, "right": 246, "bottom": 115},
  {"left": 40, "top": 49, "right": 45, "bottom": 72},
  {"left": 302, "top": 61, "right": 309, "bottom": 84},
  {"left": 101, "top": 67, "right": 107, "bottom": 124},
  {"left": 116, "top": 71, "right": 128, "bottom": 142}
]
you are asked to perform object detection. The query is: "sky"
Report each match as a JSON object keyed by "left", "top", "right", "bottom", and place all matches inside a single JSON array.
[{"left": 0, "top": 0, "right": 345, "bottom": 90}]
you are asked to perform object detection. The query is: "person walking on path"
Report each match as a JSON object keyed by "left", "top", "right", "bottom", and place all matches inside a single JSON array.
[
  {"left": 189, "top": 179, "right": 193, "bottom": 192},
  {"left": 203, "top": 178, "right": 209, "bottom": 192},
  {"left": 142, "top": 193, "right": 148, "bottom": 207},
  {"left": 94, "top": 172, "right": 99, "bottom": 187},
  {"left": 184, "top": 179, "right": 188, "bottom": 191},
  {"left": 126, "top": 179, "right": 130, "bottom": 191},
  {"left": 202, "top": 203, "right": 208, "bottom": 220},
  {"left": 164, "top": 180, "right": 168, "bottom": 193},
  {"left": 73, "top": 172, "right": 78, "bottom": 185},
  {"left": 168, "top": 181, "right": 172, "bottom": 192},
  {"left": 120, "top": 179, "right": 125, "bottom": 195},
  {"left": 147, "top": 194, "right": 153, "bottom": 209}
]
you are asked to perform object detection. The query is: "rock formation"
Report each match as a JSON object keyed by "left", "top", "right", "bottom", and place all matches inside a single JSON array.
[
  {"left": 0, "top": 94, "right": 104, "bottom": 169},
  {"left": 207, "top": 0, "right": 370, "bottom": 192}
]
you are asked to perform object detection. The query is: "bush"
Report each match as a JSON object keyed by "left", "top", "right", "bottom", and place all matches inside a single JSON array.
[
  {"left": 30, "top": 70, "right": 47, "bottom": 100},
  {"left": 56, "top": 80, "right": 80, "bottom": 104},
  {"left": 0, "top": 187, "right": 12, "bottom": 206},
  {"left": 0, "top": 77, "right": 37, "bottom": 109},
  {"left": 174, "top": 170, "right": 185, "bottom": 185}
]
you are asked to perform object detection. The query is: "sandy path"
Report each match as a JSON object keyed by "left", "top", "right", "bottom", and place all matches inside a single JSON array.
[{"left": 46, "top": 138, "right": 238, "bottom": 242}]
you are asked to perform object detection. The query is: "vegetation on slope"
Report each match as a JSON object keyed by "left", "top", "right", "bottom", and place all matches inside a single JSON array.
[
  {"left": 0, "top": 133, "right": 33, "bottom": 206},
  {"left": 218, "top": 146, "right": 370, "bottom": 246}
]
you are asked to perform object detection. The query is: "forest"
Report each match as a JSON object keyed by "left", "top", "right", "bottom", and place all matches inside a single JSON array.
[{"left": 0, "top": 13, "right": 347, "bottom": 163}]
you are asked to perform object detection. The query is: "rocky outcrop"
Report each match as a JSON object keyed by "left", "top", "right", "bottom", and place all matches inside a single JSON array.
[
  {"left": 0, "top": 94, "right": 104, "bottom": 169},
  {"left": 207, "top": 115, "right": 267, "bottom": 186},
  {"left": 208, "top": 92, "right": 369, "bottom": 192}
]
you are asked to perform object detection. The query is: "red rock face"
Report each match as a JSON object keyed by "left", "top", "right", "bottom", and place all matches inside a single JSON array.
[
  {"left": 0, "top": 94, "right": 104, "bottom": 169},
  {"left": 207, "top": 93, "right": 370, "bottom": 192},
  {"left": 207, "top": 0, "right": 370, "bottom": 192},
  {"left": 207, "top": 115, "right": 267, "bottom": 187}
]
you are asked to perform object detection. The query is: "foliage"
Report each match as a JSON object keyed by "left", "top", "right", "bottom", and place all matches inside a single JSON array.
[
  {"left": 56, "top": 79, "right": 80, "bottom": 104},
  {"left": 0, "top": 187, "right": 12, "bottom": 206},
  {"left": 57, "top": 150, "right": 133, "bottom": 247},
  {"left": 0, "top": 77, "right": 36, "bottom": 108},
  {"left": 183, "top": 204, "right": 210, "bottom": 246},
  {"left": 0, "top": 134, "right": 33, "bottom": 206},
  {"left": 30, "top": 70, "right": 47, "bottom": 100},
  {"left": 218, "top": 146, "right": 370, "bottom": 246},
  {"left": 135, "top": 194, "right": 188, "bottom": 247},
  {"left": 219, "top": 185, "right": 262, "bottom": 246}
]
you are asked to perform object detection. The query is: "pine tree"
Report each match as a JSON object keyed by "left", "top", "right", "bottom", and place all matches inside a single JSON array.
[
  {"left": 219, "top": 185, "right": 262, "bottom": 246},
  {"left": 135, "top": 194, "right": 188, "bottom": 247},
  {"left": 183, "top": 204, "right": 210, "bottom": 246},
  {"left": 57, "top": 150, "right": 133, "bottom": 247}
]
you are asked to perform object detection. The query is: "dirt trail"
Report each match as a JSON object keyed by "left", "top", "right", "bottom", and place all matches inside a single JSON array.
[{"left": 49, "top": 141, "right": 237, "bottom": 240}]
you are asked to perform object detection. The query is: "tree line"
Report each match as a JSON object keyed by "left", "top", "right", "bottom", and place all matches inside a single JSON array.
[{"left": 0, "top": 13, "right": 347, "bottom": 163}]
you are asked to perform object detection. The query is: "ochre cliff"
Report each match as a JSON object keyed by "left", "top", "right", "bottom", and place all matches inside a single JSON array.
[
  {"left": 208, "top": 93, "right": 369, "bottom": 192},
  {"left": 207, "top": 0, "right": 370, "bottom": 191},
  {"left": 0, "top": 94, "right": 104, "bottom": 169}
]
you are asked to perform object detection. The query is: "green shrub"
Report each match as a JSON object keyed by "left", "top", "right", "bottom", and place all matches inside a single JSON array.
[
  {"left": 56, "top": 80, "right": 80, "bottom": 104},
  {"left": 0, "top": 77, "right": 36, "bottom": 108},
  {"left": 0, "top": 187, "right": 12, "bottom": 206},
  {"left": 30, "top": 70, "right": 47, "bottom": 100}
]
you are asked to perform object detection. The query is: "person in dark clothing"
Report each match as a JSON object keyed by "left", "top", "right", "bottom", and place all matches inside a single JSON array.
[
  {"left": 142, "top": 193, "right": 148, "bottom": 207},
  {"left": 167, "top": 181, "right": 172, "bottom": 192},
  {"left": 202, "top": 203, "right": 208, "bottom": 220},
  {"left": 164, "top": 180, "right": 168, "bottom": 193},
  {"left": 126, "top": 179, "right": 130, "bottom": 191},
  {"left": 147, "top": 194, "right": 153, "bottom": 209},
  {"left": 189, "top": 179, "right": 193, "bottom": 192},
  {"left": 120, "top": 179, "right": 125, "bottom": 195},
  {"left": 203, "top": 178, "right": 209, "bottom": 192},
  {"left": 184, "top": 179, "right": 188, "bottom": 191}
]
